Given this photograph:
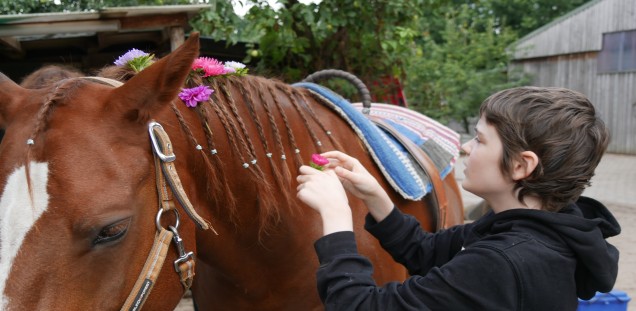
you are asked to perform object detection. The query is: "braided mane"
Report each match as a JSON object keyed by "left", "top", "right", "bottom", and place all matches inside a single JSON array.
[{"left": 98, "top": 64, "right": 344, "bottom": 234}]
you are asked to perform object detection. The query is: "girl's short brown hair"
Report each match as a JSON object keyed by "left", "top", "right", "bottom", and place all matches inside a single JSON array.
[{"left": 480, "top": 86, "right": 609, "bottom": 212}]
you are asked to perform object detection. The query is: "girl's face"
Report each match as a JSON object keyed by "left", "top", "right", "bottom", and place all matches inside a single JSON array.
[{"left": 461, "top": 116, "right": 515, "bottom": 202}]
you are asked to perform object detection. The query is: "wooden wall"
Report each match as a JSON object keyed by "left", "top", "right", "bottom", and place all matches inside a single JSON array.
[
  {"left": 511, "top": 0, "right": 636, "bottom": 154},
  {"left": 511, "top": 54, "right": 636, "bottom": 154},
  {"left": 513, "top": 0, "right": 636, "bottom": 59}
]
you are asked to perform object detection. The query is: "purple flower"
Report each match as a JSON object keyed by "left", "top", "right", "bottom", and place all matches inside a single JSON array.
[
  {"left": 178, "top": 85, "right": 214, "bottom": 108},
  {"left": 114, "top": 48, "right": 150, "bottom": 66}
]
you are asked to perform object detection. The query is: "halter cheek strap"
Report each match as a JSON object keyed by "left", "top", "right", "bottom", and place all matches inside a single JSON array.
[
  {"left": 75, "top": 78, "right": 212, "bottom": 310},
  {"left": 120, "top": 121, "right": 217, "bottom": 311},
  {"left": 120, "top": 228, "right": 173, "bottom": 311}
]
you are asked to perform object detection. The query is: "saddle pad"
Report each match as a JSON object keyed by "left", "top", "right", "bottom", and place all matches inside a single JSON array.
[
  {"left": 351, "top": 103, "right": 461, "bottom": 178},
  {"left": 294, "top": 82, "right": 460, "bottom": 200}
]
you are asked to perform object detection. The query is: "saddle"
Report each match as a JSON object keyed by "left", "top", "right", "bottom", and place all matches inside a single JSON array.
[{"left": 295, "top": 71, "right": 460, "bottom": 229}]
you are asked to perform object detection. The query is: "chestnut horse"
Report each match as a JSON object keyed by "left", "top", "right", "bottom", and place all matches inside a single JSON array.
[{"left": 0, "top": 33, "right": 463, "bottom": 310}]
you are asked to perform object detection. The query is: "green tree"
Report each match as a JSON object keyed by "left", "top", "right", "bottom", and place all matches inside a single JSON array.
[
  {"left": 193, "top": 0, "right": 429, "bottom": 100},
  {"left": 483, "top": 0, "right": 593, "bottom": 37},
  {"left": 405, "top": 4, "right": 530, "bottom": 132},
  {"left": 3, "top": 0, "right": 594, "bottom": 127}
]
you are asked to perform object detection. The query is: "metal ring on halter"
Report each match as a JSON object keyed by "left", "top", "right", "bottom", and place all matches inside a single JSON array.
[
  {"left": 148, "top": 121, "right": 176, "bottom": 162},
  {"left": 156, "top": 207, "right": 181, "bottom": 232}
]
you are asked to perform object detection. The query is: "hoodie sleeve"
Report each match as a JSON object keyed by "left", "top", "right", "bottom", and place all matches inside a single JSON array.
[
  {"left": 314, "top": 231, "right": 520, "bottom": 311},
  {"left": 364, "top": 207, "right": 468, "bottom": 275}
]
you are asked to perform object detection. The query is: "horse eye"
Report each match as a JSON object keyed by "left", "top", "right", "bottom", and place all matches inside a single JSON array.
[{"left": 93, "top": 218, "right": 131, "bottom": 246}]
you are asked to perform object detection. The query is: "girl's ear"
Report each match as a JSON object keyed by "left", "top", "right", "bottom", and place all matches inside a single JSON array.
[{"left": 511, "top": 151, "right": 539, "bottom": 181}]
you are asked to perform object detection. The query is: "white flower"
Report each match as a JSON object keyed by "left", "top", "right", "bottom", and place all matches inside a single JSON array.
[{"left": 224, "top": 61, "right": 246, "bottom": 70}]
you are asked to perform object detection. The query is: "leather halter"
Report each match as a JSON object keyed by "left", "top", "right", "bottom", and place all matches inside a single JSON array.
[
  {"left": 77, "top": 77, "right": 215, "bottom": 310},
  {"left": 119, "top": 121, "right": 216, "bottom": 311}
]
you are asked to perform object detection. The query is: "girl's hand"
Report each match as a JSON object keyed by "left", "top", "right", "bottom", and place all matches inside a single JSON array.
[
  {"left": 296, "top": 165, "right": 353, "bottom": 235},
  {"left": 320, "top": 151, "right": 394, "bottom": 222}
]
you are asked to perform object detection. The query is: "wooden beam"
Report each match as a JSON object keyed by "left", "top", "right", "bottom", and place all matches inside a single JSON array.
[
  {"left": 170, "top": 26, "right": 185, "bottom": 51},
  {"left": 0, "top": 36, "right": 22, "bottom": 53},
  {"left": 118, "top": 13, "right": 189, "bottom": 31}
]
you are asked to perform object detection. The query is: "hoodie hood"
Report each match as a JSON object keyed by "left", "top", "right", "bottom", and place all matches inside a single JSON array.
[{"left": 472, "top": 196, "right": 621, "bottom": 300}]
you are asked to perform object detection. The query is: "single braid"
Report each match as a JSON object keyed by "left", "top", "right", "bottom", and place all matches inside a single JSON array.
[
  {"left": 276, "top": 84, "right": 323, "bottom": 153},
  {"left": 265, "top": 82, "right": 303, "bottom": 168},
  {"left": 220, "top": 79, "right": 259, "bottom": 162},
  {"left": 298, "top": 90, "right": 344, "bottom": 151},
  {"left": 235, "top": 79, "right": 294, "bottom": 209},
  {"left": 170, "top": 101, "right": 200, "bottom": 147},
  {"left": 215, "top": 79, "right": 278, "bottom": 232},
  {"left": 209, "top": 80, "right": 247, "bottom": 163},
  {"left": 255, "top": 79, "right": 292, "bottom": 184},
  {"left": 198, "top": 101, "right": 237, "bottom": 214}
]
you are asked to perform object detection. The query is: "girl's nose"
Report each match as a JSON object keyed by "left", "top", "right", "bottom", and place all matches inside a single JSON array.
[{"left": 461, "top": 140, "right": 472, "bottom": 155}]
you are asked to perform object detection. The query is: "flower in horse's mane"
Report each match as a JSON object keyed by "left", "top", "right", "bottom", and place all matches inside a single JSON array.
[
  {"left": 178, "top": 85, "right": 213, "bottom": 108},
  {"left": 224, "top": 61, "right": 248, "bottom": 76},
  {"left": 192, "top": 57, "right": 229, "bottom": 77},
  {"left": 114, "top": 48, "right": 154, "bottom": 72},
  {"left": 181, "top": 58, "right": 248, "bottom": 107},
  {"left": 309, "top": 154, "right": 329, "bottom": 171}
]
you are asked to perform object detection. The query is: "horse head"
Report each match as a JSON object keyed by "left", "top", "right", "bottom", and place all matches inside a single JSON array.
[{"left": 0, "top": 34, "right": 201, "bottom": 310}]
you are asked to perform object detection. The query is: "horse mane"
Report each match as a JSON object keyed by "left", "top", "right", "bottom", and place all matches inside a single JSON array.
[
  {"left": 18, "top": 60, "right": 347, "bottom": 237},
  {"left": 20, "top": 65, "right": 84, "bottom": 89}
]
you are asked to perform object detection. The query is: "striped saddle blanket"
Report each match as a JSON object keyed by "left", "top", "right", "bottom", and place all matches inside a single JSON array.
[{"left": 294, "top": 82, "right": 461, "bottom": 201}]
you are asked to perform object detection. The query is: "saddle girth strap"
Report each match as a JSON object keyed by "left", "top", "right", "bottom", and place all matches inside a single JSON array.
[{"left": 367, "top": 115, "right": 448, "bottom": 230}]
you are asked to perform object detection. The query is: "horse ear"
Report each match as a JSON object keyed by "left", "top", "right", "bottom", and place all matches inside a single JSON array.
[
  {"left": 0, "top": 73, "right": 26, "bottom": 128},
  {"left": 111, "top": 32, "right": 201, "bottom": 122}
]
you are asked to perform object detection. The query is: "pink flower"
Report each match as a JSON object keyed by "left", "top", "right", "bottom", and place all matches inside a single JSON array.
[
  {"left": 192, "top": 57, "right": 229, "bottom": 77},
  {"left": 178, "top": 85, "right": 213, "bottom": 108},
  {"left": 310, "top": 154, "right": 329, "bottom": 170}
]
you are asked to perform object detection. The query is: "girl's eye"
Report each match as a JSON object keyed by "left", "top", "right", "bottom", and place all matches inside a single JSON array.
[
  {"left": 474, "top": 136, "right": 481, "bottom": 143},
  {"left": 93, "top": 218, "right": 131, "bottom": 246}
]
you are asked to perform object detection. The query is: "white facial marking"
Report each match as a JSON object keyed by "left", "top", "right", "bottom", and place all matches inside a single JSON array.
[{"left": 0, "top": 162, "right": 49, "bottom": 310}]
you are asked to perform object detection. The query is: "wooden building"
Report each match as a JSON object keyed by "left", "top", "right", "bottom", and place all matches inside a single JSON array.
[
  {"left": 0, "top": 5, "right": 250, "bottom": 142},
  {"left": 0, "top": 5, "right": 248, "bottom": 81},
  {"left": 511, "top": 0, "right": 636, "bottom": 154}
]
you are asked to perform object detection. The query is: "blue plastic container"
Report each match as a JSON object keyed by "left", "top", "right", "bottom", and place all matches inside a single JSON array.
[{"left": 578, "top": 290, "right": 631, "bottom": 311}]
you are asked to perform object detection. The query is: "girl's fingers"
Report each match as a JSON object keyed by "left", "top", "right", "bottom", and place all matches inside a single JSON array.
[
  {"left": 298, "top": 165, "right": 322, "bottom": 175},
  {"left": 321, "top": 151, "right": 358, "bottom": 170}
]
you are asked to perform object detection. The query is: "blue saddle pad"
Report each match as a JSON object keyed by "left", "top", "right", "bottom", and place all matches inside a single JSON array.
[{"left": 295, "top": 82, "right": 435, "bottom": 200}]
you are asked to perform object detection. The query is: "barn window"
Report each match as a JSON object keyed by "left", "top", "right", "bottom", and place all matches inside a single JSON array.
[{"left": 598, "top": 29, "right": 636, "bottom": 73}]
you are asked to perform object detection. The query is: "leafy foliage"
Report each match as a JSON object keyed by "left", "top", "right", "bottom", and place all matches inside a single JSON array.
[
  {"left": 3, "top": 0, "right": 593, "bottom": 127},
  {"left": 404, "top": 4, "right": 530, "bottom": 132},
  {"left": 194, "top": 0, "right": 427, "bottom": 100},
  {"left": 482, "top": 0, "right": 595, "bottom": 37}
]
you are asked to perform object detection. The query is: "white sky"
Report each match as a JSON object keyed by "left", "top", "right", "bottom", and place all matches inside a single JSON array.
[{"left": 232, "top": 0, "right": 321, "bottom": 16}]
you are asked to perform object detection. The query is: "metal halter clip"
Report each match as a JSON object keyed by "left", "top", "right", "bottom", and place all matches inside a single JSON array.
[
  {"left": 155, "top": 206, "right": 181, "bottom": 232},
  {"left": 148, "top": 121, "right": 176, "bottom": 162},
  {"left": 168, "top": 225, "right": 195, "bottom": 272}
]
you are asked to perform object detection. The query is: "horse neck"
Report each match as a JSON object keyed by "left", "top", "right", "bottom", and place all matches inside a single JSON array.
[{"left": 157, "top": 77, "right": 289, "bottom": 238}]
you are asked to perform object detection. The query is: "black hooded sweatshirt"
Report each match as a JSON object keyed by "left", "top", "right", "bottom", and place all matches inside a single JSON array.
[{"left": 314, "top": 196, "right": 620, "bottom": 311}]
